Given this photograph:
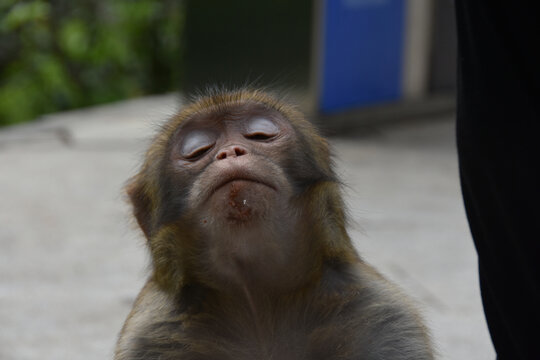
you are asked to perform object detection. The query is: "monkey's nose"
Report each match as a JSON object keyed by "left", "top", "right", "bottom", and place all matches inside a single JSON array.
[{"left": 215, "top": 145, "right": 248, "bottom": 160}]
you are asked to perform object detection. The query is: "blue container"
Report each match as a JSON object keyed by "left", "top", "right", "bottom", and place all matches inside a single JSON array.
[{"left": 318, "top": 0, "right": 406, "bottom": 113}]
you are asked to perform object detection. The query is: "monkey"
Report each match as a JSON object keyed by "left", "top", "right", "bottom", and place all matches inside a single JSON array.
[{"left": 114, "top": 88, "right": 434, "bottom": 360}]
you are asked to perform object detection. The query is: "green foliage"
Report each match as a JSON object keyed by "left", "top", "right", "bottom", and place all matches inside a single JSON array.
[{"left": 0, "top": 0, "right": 184, "bottom": 125}]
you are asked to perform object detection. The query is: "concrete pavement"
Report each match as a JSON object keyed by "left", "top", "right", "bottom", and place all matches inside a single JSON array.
[{"left": 0, "top": 94, "right": 494, "bottom": 359}]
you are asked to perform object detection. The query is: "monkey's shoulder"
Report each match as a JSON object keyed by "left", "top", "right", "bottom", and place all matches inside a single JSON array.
[
  {"left": 281, "top": 264, "right": 433, "bottom": 360},
  {"left": 114, "top": 280, "right": 183, "bottom": 359},
  {"left": 316, "top": 262, "right": 433, "bottom": 359}
]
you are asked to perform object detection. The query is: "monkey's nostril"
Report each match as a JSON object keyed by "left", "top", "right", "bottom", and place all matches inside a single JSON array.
[
  {"left": 234, "top": 147, "right": 246, "bottom": 156},
  {"left": 216, "top": 146, "right": 247, "bottom": 160}
]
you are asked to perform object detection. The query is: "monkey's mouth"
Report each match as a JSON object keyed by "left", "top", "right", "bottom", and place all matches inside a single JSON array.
[
  {"left": 214, "top": 177, "right": 275, "bottom": 193},
  {"left": 199, "top": 163, "right": 279, "bottom": 205},
  {"left": 207, "top": 168, "right": 277, "bottom": 202}
]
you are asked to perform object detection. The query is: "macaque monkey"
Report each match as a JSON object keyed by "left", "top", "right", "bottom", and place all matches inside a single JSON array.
[{"left": 114, "top": 88, "right": 434, "bottom": 360}]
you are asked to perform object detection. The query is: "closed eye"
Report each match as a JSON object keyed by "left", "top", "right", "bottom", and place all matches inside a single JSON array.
[
  {"left": 245, "top": 132, "right": 275, "bottom": 141},
  {"left": 180, "top": 130, "right": 216, "bottom": 160},
  {"left": 185, "top": 143, "right": 214, "bottom": 159},
  {"left": 244, "top": 117, "right": 279, "bottom": 141}
]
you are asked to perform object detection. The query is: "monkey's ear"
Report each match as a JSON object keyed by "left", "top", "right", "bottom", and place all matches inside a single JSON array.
[{"left": 126, "top": 177, "right": 154, "bottom": 240}]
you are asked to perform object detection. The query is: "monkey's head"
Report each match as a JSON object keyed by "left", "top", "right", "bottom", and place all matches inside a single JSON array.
[{"left": 128, "top": 89, "right": 358, "bottom": 292}]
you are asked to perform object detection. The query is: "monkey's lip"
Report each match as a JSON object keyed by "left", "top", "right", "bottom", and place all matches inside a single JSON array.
[{"left": 211, "top": 171, "right": 276, "bottom": 195}]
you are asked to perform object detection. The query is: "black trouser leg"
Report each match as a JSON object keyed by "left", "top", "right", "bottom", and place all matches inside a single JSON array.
[{"left": 455, "top": 1, "right": 540, "bottom": 359}]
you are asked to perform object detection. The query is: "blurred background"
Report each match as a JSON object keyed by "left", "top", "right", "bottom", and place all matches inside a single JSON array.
[
  {"left": 0, "top": 0, "right": 183, "bottom": 125},
  {"left": 0, "top": 0, "right": 456, "bottom": 127},
  {"left": 0, "top": 1, "right": 495, "bottom": 359}
]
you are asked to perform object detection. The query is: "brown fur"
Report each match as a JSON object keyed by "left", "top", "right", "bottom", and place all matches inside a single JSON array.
[{"left": 114, "top": 88, "right": 434, "bottom": 360}]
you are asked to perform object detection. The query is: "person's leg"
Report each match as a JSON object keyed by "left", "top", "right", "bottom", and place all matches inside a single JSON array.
[{"left": 455, "top": 1, "right": 540, "bottom": 359}]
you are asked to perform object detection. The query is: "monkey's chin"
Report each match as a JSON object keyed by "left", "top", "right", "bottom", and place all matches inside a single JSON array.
[{"left": 205, "top": 179, "right": 276, "bottom": 226}]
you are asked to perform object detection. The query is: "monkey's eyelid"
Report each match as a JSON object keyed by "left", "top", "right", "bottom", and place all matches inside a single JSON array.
[
  {"left": 184, "top": 144, "right": 214, "bottom": 159},
  {"left": 244, "top": 117, "right": 280, "bottom": 140},
  {"left": 180, "top": 130, "right": 216, "bottom": 158},
  {"left": 244, "top": 132, "right": 277, "bottom": 141}
]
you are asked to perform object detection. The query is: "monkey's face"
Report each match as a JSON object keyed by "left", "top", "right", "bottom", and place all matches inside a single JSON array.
[
  {"left": 170, "top": 103, "right": 295, "bottom": 225},
  {"left": 129, "top": 92, "right": 336, "bottom": 288},
  {"left": 162, "top": 103, "right": 308, "bottom": 281}
]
